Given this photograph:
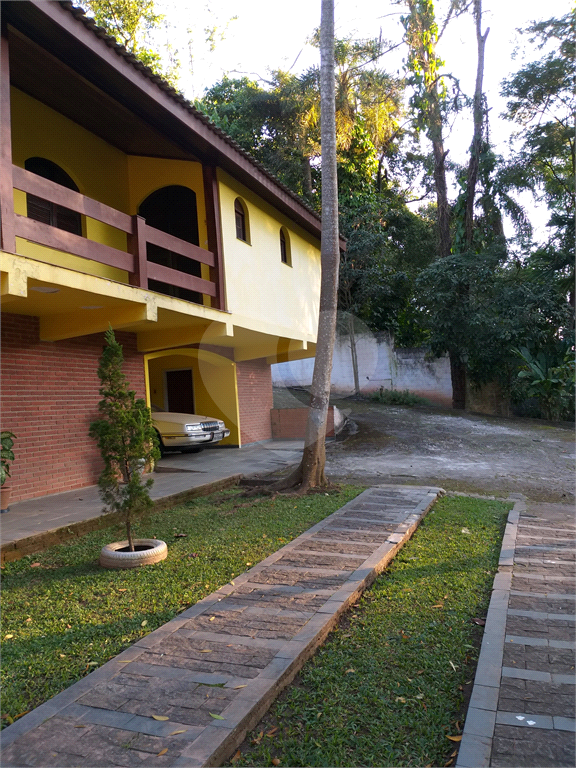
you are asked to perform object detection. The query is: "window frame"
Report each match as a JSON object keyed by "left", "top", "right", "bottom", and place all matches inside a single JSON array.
[
  {"left": 279, "top": 226, "right": 292, "bottom": 266},
  {"left": 234, "top": 198, "right": 249, "bottom": 243}
]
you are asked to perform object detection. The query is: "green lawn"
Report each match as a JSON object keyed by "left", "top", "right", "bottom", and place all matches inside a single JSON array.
[
  {"left": 230, "top": 495, "right": 511, "bottom": 768},
  {"left": 0, "top": 485, "right": 364, "bottom": 726}
]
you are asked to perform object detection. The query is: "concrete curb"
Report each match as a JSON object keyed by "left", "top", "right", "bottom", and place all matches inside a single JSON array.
[
  {"left": 456, "top": 499, "right": 523, "bottom": 768},
  {"left": 0, "top": 475, "right": 242, "bottom": 564}
]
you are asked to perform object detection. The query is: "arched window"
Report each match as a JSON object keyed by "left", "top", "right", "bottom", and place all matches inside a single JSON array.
[
  {"left": 234, "top": 198, "right": 248, "bottom": 242},
  {"left": 280, "top": 227, "right": 291, "bottom": 266},
  {"left": 25, "top": 157, "right": 82, "bottom": 236},
  {"left": 138, "top": 185, "right": 201, "bottom": 304}
]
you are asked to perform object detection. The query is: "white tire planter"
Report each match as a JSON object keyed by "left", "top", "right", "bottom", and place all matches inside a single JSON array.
[{"left": 99, "top": 539, "right": 168, "bottom": 569}]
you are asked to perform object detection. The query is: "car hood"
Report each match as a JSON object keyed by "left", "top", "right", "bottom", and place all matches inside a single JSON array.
[{"left": 152, "top": 413, "right": 220, "bottom": 426}]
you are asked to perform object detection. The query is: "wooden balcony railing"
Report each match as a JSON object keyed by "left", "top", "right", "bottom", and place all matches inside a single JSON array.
[{"left": 11, "top": 165, "right": 218, "bottom": 302}]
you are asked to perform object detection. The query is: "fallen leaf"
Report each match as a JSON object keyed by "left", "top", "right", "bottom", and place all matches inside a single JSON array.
[
  {"left": 87, "top": 662, "right": 98, "bottom": 666},
  {"left": 461, "top": 528, "right": 471, "bottom": 534},
  {"left": 472, "top": 618, "right": 485, "bottom": 626},
  {"left": 157, "top": 748, "right": 168, "bottom": 756},
  {"left": 451, "top": 750, "right": 458, "bottom": 757},
  {"left": 416, "top": 694, "right": 424, "bottom": 699},
  {"left": 432, "top": 604, "right": 444, "bottom": 609},
  {"left": 141, "top": 620, "right": 148, "bottom": 627},
  {"left": 25, "top": 618, "right": 32, "bottom": 623},
  {"left": 267, "top": 726, "right": 279, "bottom": 736},
  {"left": 169, "top": 729, "right": 187, "bottom": 735},
  {"left": 209, "top": 616, "right": 216, "bottom": 621},
  {"left": 200, "top": 649, "right": 212, "bottom": 653},
  {"left": 209, "top": 713, "right": 225, "bottom": 719},
  {"left": 395, "top": 696, "right": 406, "bottom": 703},
  {"left": 272, "top": 759, "right": 281, "bottom": 766},
  {"left": 118, "top": 588, "right": 127, "bottom": 592},
  {"left": 174, "top": 533, "right": 187, "bottom": 538},
  {"left": 230, "top": 580, "right": 235, "bottom": 585},
  {"left": 14, "top": 711, "right": 30, "bottom": 721},
  {"left": 231, "top": 750, "right": 241, "bottom": 763},
  {"left": 446, "top": 735, "right": 462, "bottom": 742},
  {"left": 59, "top": 654, "right": 66, "bottom": 658},
  {"left": 4, "top": 634, "right": 13, "bottom": 639},
  {"left": 234, "top": 685, "right": 247, "bottom": 689},
  {"left": 445, "top": 760, "right": 454, "bottom": 767},
  {"left": 152, "top": 715, "right": 169, "bottom": 721},
  {"left": 345, "top": 668, "right": 356, "bottom": 674},
  {"left": 246, "top": 562, "right": 252, "bottom": 566},
  {"left": 31, "top": 563, "right": 41, "bottom": 568}
]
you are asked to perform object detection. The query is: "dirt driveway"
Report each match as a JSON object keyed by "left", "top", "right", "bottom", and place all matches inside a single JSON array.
[{"left": 322, "top": 399, "right": 575, "bottom": 502}]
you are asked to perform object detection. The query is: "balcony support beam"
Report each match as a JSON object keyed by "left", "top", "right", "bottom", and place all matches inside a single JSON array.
[
  {"left": 203, "top": 163, "right": 226, "bottom": 310},
  {"left": 0, "top": 23, "right": 15, "bottom": 253}
]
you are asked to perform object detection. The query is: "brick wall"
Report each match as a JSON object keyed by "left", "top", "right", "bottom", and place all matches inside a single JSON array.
[
  {"left": 1, "top": 314, "right": 146, "bottom": 502},
  {"left": 236, "top": 358, "right": 272, "bottom": 445},
  {"left": 270, "top": 407, "right": 335, "bottom": 440}
]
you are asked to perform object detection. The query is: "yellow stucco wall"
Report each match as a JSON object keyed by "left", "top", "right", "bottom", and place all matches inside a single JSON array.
[
  {"left": 11, "top": 88, "right": 130, "bottom": 280},
  {"left": 126, "top": 157, "right": 210, "bottom": 302},
  {"left": 218, "top": 170, "right": 321, "bottom": 340},
  {"left": 10, "top": 89, "right": 210, "bottom": 292},
  {"left": 146, "top": 350, "right": 240, "bottom": 445}
]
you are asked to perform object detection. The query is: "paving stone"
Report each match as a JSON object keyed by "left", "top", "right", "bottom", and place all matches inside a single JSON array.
[
  {"left": 274, "top": 551, "right": 366, "bottom": 570},
  {"left": 0, "top": 486, "right": 444, "bottom": 768},
  {"left": 491, "top": 724, "right": 576, "bottom": 767},
  {"left": 289, "top": 538, "right": 377, "bottom": 555}
]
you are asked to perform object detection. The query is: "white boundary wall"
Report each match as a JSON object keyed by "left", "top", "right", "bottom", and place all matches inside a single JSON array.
[{"left": 273, "top": 332, "right": 452, "bottom": 407}]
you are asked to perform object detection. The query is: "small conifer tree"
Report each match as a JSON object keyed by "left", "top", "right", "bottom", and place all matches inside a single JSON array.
[{"left": 89, "top": 328, "right": 159, "bottom": 551}]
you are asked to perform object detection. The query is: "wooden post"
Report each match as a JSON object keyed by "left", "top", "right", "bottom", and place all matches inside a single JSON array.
[
  {"left": 0, "top": 23, "right": 15, "bottom": 254},
  {"left": 128, "top": 214, "right": 148, "bottom": 288},
  {"left": 202, "top": 163, "right": 226, "bottom": 310}
]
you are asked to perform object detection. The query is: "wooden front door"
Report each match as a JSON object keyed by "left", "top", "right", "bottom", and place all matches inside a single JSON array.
[{"left": 165, "top": 369, "right": 194, "bottom": 413}]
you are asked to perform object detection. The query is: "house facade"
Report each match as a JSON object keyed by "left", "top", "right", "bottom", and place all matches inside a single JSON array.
[{"left": 0, "top": 1, "right": 334, "bottom": 503}]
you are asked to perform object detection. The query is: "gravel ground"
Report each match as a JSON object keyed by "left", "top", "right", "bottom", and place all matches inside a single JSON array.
[{"left": 273, "top": 388, "right": 575, "bottom": 502}]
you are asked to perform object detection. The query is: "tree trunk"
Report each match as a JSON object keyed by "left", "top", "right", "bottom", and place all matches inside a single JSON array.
[
  {"left": 296, "top": 0, "right": 340, "bottom": 490},
  {"left": 464, "top": 0, "right": 489, "bottom": 247},
  {"left": 302, "top": 155, "right": 313, "bottom": 198},
  {"left": 450, "top": 356, "right": 467, "bottom": 410},
  {"left": 348, "top": 313, "right": 360, "bottom": 395}
]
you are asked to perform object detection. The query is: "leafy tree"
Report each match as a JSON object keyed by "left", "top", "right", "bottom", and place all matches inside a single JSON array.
[
  {"left": 500, "top": 11, "right": 575, "bottom": 301},
  {"left": 79, "top": 0, "right": 180, "bottom": 86},
  {"left": 89, "top": 329, "right": 160, "bottom": 551}
]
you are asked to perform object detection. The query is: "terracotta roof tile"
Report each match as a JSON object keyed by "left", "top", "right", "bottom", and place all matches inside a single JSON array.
[{"left": 59, "top": 1, "right": 321, "bottom": 223}]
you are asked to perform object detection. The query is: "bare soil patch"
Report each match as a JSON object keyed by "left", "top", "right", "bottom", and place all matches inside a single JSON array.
[{"left": 324, "top": 399, "right": 574, "bottom": 502}]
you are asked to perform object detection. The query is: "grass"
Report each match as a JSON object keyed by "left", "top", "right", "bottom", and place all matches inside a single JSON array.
[
  {"left": 230, "top": 495, "right": 511, "bottom": 768},
  {"left": 370, "top": 388, "right": 432, "bottom": 406},
  {"left": 0, "top": 485, "right": 364, "bottom": 727}
]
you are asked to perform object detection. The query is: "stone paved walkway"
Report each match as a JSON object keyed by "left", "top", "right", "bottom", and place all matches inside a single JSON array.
[
  {"left": 0, "top": 485, "right": 440, "bottom": 768},
  {"left": 457, "top": 500, "right": 576, "bottom": 768}
]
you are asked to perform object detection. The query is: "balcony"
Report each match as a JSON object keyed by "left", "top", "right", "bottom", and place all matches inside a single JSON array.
[{"left": 10, "top": 165, "right": 219, "bottom": 306}]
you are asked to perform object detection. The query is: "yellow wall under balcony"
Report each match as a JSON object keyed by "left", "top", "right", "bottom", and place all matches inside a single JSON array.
[
  {"left": 218, "top": 170, "right": 321, "bottom": 343},
  {"left": 146, "top": 349, "right": 239, "bottom": 445}
]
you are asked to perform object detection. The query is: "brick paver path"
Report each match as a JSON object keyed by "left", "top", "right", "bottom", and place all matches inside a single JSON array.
[
  {"left": 1, "top": 485, "right": 440, "bottom": 768},
  {"left": 458, "top": 501, "right": 575, "bottom": 768}
]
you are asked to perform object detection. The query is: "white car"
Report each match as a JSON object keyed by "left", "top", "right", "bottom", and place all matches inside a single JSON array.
[{"left": 151, "top": 412, "right": 230, "bottom": 455}]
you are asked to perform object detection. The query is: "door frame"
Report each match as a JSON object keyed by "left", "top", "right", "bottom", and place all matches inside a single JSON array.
[{"left": 163, "top": 368, "right": 194, "bottom": 413}]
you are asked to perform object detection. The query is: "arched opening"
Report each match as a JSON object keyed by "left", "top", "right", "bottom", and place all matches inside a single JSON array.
[
  {"left": 280, "top": 226, "right": 292, "bottom": 265},
  {"left": 138, "top": 185, "right": 201, "bottom": 304},
  {"left": 234, "top": 197, "right": 249, "bottom": 243},
  {"left": 25, "top": 157, "right": 82, "bottom": 236}
]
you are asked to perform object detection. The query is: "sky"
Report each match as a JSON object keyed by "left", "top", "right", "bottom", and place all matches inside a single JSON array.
[{"left": 154, "top": 0, "right": 568, "bottom": 240}]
